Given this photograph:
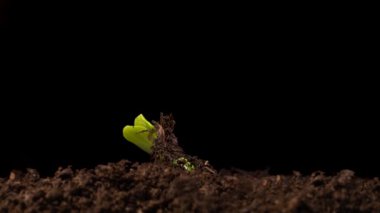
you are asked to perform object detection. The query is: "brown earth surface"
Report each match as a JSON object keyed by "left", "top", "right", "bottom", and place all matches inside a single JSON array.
[{"left": 1, "top": 114, "right": 379, "bottom": 212}]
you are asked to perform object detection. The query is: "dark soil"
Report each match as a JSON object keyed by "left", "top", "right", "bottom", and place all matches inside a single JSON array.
[{"left": 1, "top": 114, "right": 379, "bottom": 212}]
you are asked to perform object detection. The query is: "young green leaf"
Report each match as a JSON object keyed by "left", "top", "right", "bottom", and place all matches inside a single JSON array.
[
  {"left": 134, "top": 114, "right": 157, "bottom": 141},
  {"left": 134, "top": 114, "right": 155, "bottom": 130},
  {"left": 123, "top": 114, "right": 157, "bottom": 154}
]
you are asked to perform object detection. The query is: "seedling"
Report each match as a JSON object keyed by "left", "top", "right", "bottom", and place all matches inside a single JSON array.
[
  {"left": 173, "top": 157, "right": 195, "bottom": 172},
  {"left": 123, "top": 114, "right": 157, "bottom": 154},
  {"left": 123, "top": 114, "right": 198, "bottom": 172}
]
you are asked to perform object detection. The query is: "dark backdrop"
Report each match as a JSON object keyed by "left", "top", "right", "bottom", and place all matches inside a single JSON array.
[
  {"left": 1, "top": 73, "right": 377, "bottom": 177},
  {"left": 1, "top": 1, "right": 377, "bottom": 177}
]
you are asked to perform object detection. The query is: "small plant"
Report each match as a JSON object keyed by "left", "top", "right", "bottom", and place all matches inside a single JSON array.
[
  {"left": 123, "top": 114, "right": 198, "bottom": 172},
  {"left": 173, "top": 157, "right": 195, "bottom": 172},
  {"left": 123, "top": 114, "right": 157, "bottom": 154}
]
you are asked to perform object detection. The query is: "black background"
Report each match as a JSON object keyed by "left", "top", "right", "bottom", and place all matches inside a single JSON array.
[{"left": 1, "top": 2, "right": 378, "bottom": 177}]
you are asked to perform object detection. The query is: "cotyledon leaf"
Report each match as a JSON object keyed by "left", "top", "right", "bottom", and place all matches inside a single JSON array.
[
  {"left": 123, "top": 114, "right": 158, "bottom": 154},
  {"left": 134, "top": 114, "right": 158, "bottom": 139},
  {"left": 134, "top": 114, "right": 155, "bottom": 130},
  {"left": 123, "top": 125, "right": 154, "bottom": 154}
]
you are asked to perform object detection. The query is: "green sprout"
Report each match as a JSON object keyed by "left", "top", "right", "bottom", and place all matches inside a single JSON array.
[
  {"left": 173, "top": 157, "right": 195, "bottom": 172},
  {"left": 123, "top": 114, "right": 157, "bottom": 154}
]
